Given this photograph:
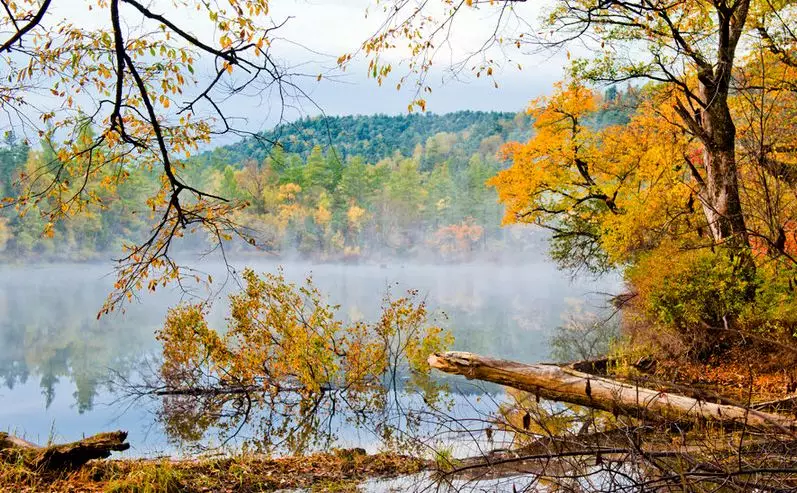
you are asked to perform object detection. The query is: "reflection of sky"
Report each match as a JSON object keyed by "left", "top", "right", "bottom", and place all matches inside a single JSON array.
[{"left": 0, "top": 261, "right": 619, "bottom": 454}]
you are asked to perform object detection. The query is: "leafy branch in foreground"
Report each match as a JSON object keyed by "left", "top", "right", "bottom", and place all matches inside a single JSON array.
[{"left": 1, "top": 0, "right": 316, "bottom": 313}]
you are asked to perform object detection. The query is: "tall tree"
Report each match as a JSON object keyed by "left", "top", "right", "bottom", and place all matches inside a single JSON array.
[
  {"left": 338, "top": 156, "right": 372, "bottom": 206},
  {"left": 303, "top": 146, "right": 333, "bottom": 193}
]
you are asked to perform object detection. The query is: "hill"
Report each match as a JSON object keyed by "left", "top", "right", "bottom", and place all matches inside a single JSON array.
[{"left": 193, "top": 111, "right": 531, "bottom": 169}]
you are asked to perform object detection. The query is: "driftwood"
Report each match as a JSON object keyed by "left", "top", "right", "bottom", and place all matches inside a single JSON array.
[
  {"left": 0, "top": 430, "right": 130, "bottom": 470},
  {"left": 428, "top": 351, "right": 797, "bottom": 430}
]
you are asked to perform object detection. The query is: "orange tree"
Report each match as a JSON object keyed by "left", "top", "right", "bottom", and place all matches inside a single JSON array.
[{"left": 488, "top": 76, "right": 797, "bottom": 353}]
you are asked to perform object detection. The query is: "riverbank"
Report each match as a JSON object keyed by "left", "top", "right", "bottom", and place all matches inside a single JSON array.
[{"left": 0, "top": 449, "right": 429, "bottom": 492}]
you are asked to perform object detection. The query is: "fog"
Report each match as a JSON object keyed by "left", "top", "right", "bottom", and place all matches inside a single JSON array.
[{"left": 0, "top": 260, "right": 619, "bottom": 455}]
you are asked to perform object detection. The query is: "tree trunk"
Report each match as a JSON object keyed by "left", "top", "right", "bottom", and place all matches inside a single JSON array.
[
  {"left": 679, "top": 0, "right": 751, "bottom": 249},
  {"left": 700, "top": 91, "right": 749, "bottom": 246},
  {"left": 0, "top": 430, "right": 130, "bottom": 471},
  {"left": 428, "top": 351, "right": 796, "bottom": 430}
]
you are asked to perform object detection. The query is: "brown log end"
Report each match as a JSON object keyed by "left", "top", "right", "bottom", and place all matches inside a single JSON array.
[
  {"left": 36, "top": 431, "right": 130, "bottom": 470},
  {"left": 1, "top": 430, "right": 130, "bottom": 471}
]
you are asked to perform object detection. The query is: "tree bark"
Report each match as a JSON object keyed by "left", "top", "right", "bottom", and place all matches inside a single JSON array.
[
  {"left": 0, "top": 430, "right": 130, "bottom": 470},
  {"left": 672, "top": 0, "right": 751, "bottom": 248},
  {"left": 428, "top": 351, "right": 796, "bottom": 430},
  {"left": 699, "top": 96, "right": 749, "bottom": 245}
]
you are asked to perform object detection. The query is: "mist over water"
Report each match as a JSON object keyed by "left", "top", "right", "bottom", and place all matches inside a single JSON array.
[{"left": 0, "top": 259, "right": 619, "bottom": 456}]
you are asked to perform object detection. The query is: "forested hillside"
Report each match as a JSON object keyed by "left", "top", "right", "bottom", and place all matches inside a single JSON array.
[
  {"left": 0, "top": 94, "right": 640, "bottom": 262},
  {"left": 0, "top": 111, "right": 535, "bottom": 261},
  {"left": 192, "top": 111, "right": 531, "bottom": 168}
]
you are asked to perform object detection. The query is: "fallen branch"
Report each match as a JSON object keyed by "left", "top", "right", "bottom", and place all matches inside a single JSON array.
[
  {"left": 0, "top": 431, "right": 130, "bottom": 470},
  {"left": 450, "top": 426, "right": 797, "bottom": 482},
  {"left": 155, "top": 385, "right": 261, "bottom": 396},
  {"left": 753, "top": 395, "right": 797, "bottom": 413},
  {"left": 428, "top": 352, "right": 797, "bottom": 431}
]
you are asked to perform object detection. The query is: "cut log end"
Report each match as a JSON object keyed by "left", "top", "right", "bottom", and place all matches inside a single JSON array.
[{"left": 428, "top": 351, "right": 501, "bottom": 377}]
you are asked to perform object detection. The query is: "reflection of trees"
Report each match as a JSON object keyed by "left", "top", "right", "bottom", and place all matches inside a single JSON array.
[
  {"left": 0, "top": 321, "right": 29, "bottom": 390},
  {"left": 129, "top": 269, "right": 453, "bottom": 456},
  {"left": 0, "top": 262, "right": 616, "bottom": 444},
  {"left": 0, "top": 269, "right": 158, "bottom": 411}
]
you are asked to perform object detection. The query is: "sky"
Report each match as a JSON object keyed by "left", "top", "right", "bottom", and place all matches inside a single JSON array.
[
  {"left": 199, "top": 0, "right": 568, "bottom": 135},
  {"left": 5, "top": 0, "right": 567, "bottom": 145},
  {"left": 265, "top": 0, "right": 564, "bottom": 110}
]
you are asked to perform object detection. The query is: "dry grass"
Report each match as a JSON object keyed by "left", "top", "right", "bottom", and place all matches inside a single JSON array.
[{"left": 0, "top": 450, "right": 429, "bottom": 492}]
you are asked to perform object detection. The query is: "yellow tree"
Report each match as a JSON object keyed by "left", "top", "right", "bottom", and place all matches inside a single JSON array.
[
  {"left": 156, "top": 268, "right": 452, "bottom": 452},
  {"left": 487, "top": 77, "right": 797, "bottom": 355},
  {"left": 488, "top": 81, "right": 701, "bottom": 272}
]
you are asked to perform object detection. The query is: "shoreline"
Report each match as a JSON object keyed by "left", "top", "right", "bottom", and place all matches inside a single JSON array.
[{"left": 0, "top": 449, "right": 430, "bottom": 492}]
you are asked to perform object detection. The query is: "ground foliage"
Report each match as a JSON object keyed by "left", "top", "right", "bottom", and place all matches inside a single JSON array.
[{"left": 0, "top": 450, "right": 428, "bottom": 492}]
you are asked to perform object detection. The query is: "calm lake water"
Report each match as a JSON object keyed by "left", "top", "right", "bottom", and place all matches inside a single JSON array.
[{"left": 0, "top": 260, "right": 618, "bottom": 457}]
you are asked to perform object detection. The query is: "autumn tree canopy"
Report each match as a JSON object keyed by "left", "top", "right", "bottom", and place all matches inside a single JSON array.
[{"left": 358, "top": 0, "right": 797, "bottom": 354}]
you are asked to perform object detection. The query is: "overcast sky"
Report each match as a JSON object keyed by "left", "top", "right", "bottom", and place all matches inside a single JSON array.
[
  {"left": 164, "top": 0, "right": 568, "bottom": 135},
  {"left": 8, "top": 0, "right": 568, "bottom": 144},
  {"left": 262, "top": 0, "right": 565, "bottom": 114}
]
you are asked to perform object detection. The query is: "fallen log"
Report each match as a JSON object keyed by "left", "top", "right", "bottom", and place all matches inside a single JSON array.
[
  {"left": 753, "top": 395, "right": 797, "bottom": 414},
  {"left": 428, "top": 352, "right": 797, "bottom": 431},
  {"left": 0, "top": 430, "right": 130, "bottom": 470}
]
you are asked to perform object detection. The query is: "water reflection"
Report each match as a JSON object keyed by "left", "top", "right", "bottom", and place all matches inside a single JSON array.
[
  {"left": 0, "top": 265, "right": 162, "bottom": 412},
  {"left": 0, "top": 261, "right": 618, "bottom": 452}
]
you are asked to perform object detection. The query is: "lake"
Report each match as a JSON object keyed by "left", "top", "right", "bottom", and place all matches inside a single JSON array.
[{"left": 0, "top": 260, "right": 618, "bottom": 457}]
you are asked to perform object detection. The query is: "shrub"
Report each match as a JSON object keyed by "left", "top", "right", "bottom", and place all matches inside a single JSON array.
[{"left": 627, "top": 245, "right": 754, "bottom": 359}]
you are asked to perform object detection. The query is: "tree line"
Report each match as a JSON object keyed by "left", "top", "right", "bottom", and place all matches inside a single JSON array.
[{"left": 0, "top": 111, "right": 544, "bottom": 261}]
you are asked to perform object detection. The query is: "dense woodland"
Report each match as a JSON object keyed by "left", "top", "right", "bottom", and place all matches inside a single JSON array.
[
  {"left": 0, "top": 112, "right": 512, "bottom": 260},
  {"left": 194, "top": 111, "right": 535, "bottom": 166},
  {"left": 0, "top": 99, "right": 646, "bottom": 263}
]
